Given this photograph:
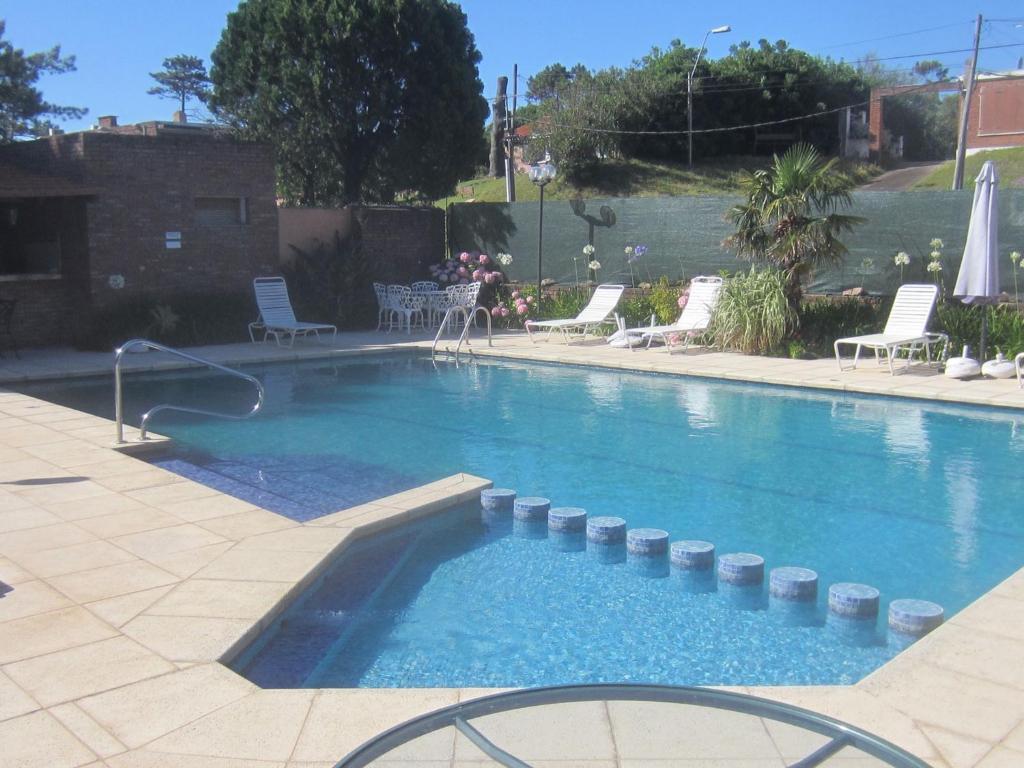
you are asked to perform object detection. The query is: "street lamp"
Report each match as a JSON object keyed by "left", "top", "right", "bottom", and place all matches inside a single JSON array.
[
  {"left": 687, "top": 24, "right": 731, "bottom": 168},
  {"left": 528, "top": 153, "right": 557, "bottom": 303}
]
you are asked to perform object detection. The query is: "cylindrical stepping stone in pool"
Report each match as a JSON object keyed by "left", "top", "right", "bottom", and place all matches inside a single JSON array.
[
  {"left": 718, "top": 553, "right": 765, "bottom": 585},
  {"left": 587, "top": 516, "right": 627, "bottom": 544},
  {"left": 769, "top": 567, "right": 819, "bottom": 601},
  {"left": 828, "top": 583, "right": 880, "bottom": 619},
  {"left": 626, "top": 528, "right": 669, "bottom": 556},
  {"left": 888, "top": 599, "right": 944, "bottom": 637},
  {"left": 548, "top": 507, "right": 587, "bottom": 533},
  {"left": 513, "top": 496, "right": 550, "bottom": 522},
  {"left": 670, "top": 540, "right": 715, "bottom": 571},
  {"left": 481, "top": 488, "right": 516, "bottom": 512}
]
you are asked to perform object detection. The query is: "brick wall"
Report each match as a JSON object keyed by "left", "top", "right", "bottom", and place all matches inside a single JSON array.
[
  {"left": 80, "top": 131, "right": 278, "bottom": 313},
  {"left": 0, "top": 128, "right": 278, "bottom": 347},
  {"left": 968, "top": 77, "right": 1024, "bottom": 151},
  {"left": 351, "top": 205, "right": 444, "bottom": 282}
]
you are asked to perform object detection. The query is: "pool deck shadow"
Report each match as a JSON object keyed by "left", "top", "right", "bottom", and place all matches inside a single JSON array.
[{"left": 0, "top": 332, "right": 1022, "bottom": 767}]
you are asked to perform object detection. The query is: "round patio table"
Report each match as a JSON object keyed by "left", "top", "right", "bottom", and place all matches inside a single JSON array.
[{"left": 334, "top": 684, "right": 930, "bottom": 767}]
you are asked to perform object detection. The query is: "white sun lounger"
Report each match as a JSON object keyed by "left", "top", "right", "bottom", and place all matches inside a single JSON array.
[
  {"left": 834, "top": 283, "right": 943, "bottom": 375},
  {"left": 624, "top": 275, "right": 723, "bottom": 354},
  {"left": 525, "top": 284, "right": 625, "bottom": 343},
  {"left": 249, "top": 276, "right": 338, "bottom": 347}
]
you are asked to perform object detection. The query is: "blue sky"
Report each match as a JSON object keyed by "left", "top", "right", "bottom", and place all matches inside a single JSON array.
[{"left": 3, "top": 0, "right": 1023, "bottom": 132}]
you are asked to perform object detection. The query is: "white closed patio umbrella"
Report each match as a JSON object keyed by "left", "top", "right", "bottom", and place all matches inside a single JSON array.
[{"left": 953, "top": 160, "right": 1000, "bottom": 359}]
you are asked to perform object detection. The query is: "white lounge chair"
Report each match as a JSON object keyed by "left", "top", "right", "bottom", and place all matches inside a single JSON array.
[
  {"left": 624, "top": 275, "right": 723, "bottom": 354},
  {"left": 834, "top": 284, "right": 944, "bottom": 375},
  {"left": 525, "top": 284, "right": 625, "bottom": 343},
  {"left": 249, "top": 276, "right": 337, "bottom": 346}
]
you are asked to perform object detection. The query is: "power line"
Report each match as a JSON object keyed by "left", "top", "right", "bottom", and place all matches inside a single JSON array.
[
  {"left": 817, "top": 21, "right": 974, "bottom": 50},
  {"left": 846, "top": 41, "right": 1022, "bottom": 65}
]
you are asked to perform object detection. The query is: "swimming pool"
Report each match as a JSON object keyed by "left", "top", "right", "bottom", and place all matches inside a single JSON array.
[{"left": 18, "top": 354, "right": 1024, "bottom": 687}]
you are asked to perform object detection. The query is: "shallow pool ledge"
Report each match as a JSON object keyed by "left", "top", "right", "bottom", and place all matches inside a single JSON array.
[{"left": 308, "top": 472, "right": 493, "bottom": 534}]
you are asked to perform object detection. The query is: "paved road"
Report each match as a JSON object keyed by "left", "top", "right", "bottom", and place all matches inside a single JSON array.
[{"left": 859, "top": 161, "right": 945, "bottom": 191}]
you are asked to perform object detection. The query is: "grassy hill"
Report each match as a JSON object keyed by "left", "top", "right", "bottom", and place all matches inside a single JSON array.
[
  {"left": 436, "top": 156, "right": 881, "bottom": 205},
  {"left": 911, "top": 147, "right": 1024, "bottom": 190}
]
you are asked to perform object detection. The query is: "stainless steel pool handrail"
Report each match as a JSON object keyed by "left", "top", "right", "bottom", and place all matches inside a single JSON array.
[
  {"left": 113, "top": 338, "right": 265, "bottom": 444},
  {"left": 431, "top": 306, "right": 493, "bottom": 366}
]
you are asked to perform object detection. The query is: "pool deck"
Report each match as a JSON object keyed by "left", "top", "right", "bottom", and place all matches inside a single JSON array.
[{"left": 1, "top": 331, "right": 1023, "bottom": 767}]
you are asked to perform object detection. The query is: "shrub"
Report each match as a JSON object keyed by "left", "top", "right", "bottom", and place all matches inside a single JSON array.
[
  {"left": 285, "top": 229, "right": 373, "bottom": 329},
  {"left": 709, "top": 267, "right": 796, "bottom": 355},
  {"left": 76, "top": 292, "right": 255, "bottom": 351},
  {"left": 796, "top": 296, "right": 886, "bottom": 357},
  {"left": 936, "top": 302, "right": 1024, "bottom": 358},
  {"left": 648, "top": 277, "right": 681, "bottom": 324}
]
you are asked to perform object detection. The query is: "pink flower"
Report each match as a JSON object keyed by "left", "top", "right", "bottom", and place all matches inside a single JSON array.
[
  {"left": 677, "top": 290, "right": 690, "bottom": 309},
  {"left": 492, "top": 271, "right": 503, "bottom": 282},
  {"left": 491, "top": 306, "right": 502, "bottom": 317},
  {"left": 472, "top": 269, "right": 483, "bottom": 280},
  {"left": 515, "top": 297, "right": 526, "bottom": 306},
  {"left": 457, "top": 266, "right": 469, "bottom": 277},
  {"left": 511, "top": 290, "right": 521, "bottom": 299},
  {"left": 500, "top": 307, "right": 511, "bottom": 317},
  {"left": 479, "top": 254, "right": 490, "bottom": 265},
  {"left": 484, "top": 272, "right": 497, "bottom": 284},
  {"left": 459, "top": 252, "right": 471, "bottom": 263},
  {"left": 525, "top": 296, "right": 534, "bottom": 304},
  {"left": 516, "top": 304, "right": 528, "bottom": 315}
]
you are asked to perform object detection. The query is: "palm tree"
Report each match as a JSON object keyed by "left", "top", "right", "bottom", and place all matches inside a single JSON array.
[{"left": 725, "top": 143, "right": 864, "bottom": 312}]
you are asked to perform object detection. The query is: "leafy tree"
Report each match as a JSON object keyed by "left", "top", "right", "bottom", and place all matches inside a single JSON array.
[
  {"left": 527, "top": 63, "right": 588, "bottom": 102},
  {"left": 725, "top": 143, "right": 863, "bottom": 311},
  {"left": 210, "top": 0, "right": 488, "bottom": 205},
  {"left": 0, "top": 20, "right": 85, "bottom": 143},
  {"left": 147, "top": 55, "right": 211, "bottom": 114}
]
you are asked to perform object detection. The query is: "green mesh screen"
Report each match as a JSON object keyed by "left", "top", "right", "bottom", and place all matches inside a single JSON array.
[{"left": 449, "top": 190, "right": 1024, "bottom": 296}]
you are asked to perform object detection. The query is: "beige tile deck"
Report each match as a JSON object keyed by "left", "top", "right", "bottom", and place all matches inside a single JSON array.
[{"left": 1, "top": 333, "right": 1023, "bottom": 766}]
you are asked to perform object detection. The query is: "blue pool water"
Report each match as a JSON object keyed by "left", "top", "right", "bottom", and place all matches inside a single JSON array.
[{"left": 18, "top": 354, "right": 1024, "bottom": 687}]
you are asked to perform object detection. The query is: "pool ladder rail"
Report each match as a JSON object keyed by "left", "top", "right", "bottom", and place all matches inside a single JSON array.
[
  {"left": 113, "top": 339, "right": 265, "bottom": 444},
  {"left": 430, "top": 305, "right": 493, "bottom": 367}
]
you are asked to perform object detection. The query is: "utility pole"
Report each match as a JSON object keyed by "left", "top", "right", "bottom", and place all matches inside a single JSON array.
[
  {"left": 952, "top": 14, "right": 983, "bottom": 191},
  {"left": 505, "top": 64, "right": 518, "bottom": 202},
  {"left": 489, "top": 77, "right": 507, "bottom": 179}
]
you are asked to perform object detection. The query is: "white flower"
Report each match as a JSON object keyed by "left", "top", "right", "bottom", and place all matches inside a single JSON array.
[
  {"left": 930, "top": 238, "right": 944, "bottom": 250},
  {"left": 861, "top": 258, "right": 874, "bottom": 270},
  {"left": 107, "top": 274, "right": 125, "bottom": 290},
  {"left": 582, "top": 244, "right": 595, "bottom": 256},
  {"left": 894, "top": 251, "right": 910, "bottom": 266},
  {"left": 588, "top": 260, "right": 601, "bottom": 271},
  {"left": 496, "top": 252, "right": 513, "bottom": 266},
  {"left": 927, "top": 261, "right": 943, "bottom": 273},
  {"left": 1011, "top": 251, "right": 1021, "bottom": 264},
  {"left": 624, "top": 246, "right": 634, "bottom": 255},
  {"left": 929, "top": 250, "right": 942, "bottom": 260}
]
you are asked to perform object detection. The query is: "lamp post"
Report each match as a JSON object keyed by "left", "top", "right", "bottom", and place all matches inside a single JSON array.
[
  {"left": 528, "top": 154, "right": 557, "bottom": 303},
  {"left": 687, "top": 24, "right": 731, "bottom": 168}
]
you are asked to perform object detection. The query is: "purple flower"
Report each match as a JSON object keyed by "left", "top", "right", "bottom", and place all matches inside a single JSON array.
[
  {"left": 634, "top": 244, "right": 648, "bottom": 257},
  {"left": 457, "top": 266, "right": 469, "bottom": 278}
]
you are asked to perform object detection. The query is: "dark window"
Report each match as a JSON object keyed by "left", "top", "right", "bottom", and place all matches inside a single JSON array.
[
  {"left": 194, "top": 197, "right": 248, "bottom": 225},
  {"left": 0, "top": 199, "right": 62, "bottom": 277}
]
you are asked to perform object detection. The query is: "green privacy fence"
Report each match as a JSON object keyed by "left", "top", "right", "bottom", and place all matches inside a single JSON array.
[{"left": 448, "top": 190, "right": 1024, "bottom": 297}]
